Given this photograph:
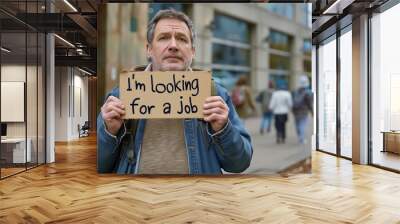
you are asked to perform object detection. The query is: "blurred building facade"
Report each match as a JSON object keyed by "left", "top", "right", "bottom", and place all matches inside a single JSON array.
[{"left": 98, "top": 3, "right": 312, "bottom": 108}]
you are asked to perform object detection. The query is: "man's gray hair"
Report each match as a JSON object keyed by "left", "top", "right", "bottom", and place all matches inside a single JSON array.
[{"left": 147, "top": 9, "right": 196, "bottom": 49}]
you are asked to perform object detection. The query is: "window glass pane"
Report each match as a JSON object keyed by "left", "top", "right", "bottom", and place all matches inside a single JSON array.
[
  {"left": 371, "top": 4, "right": 400, "bottom": 171},
  {"left": 148, "top": 3, "right": 186, "bottom": 22},
  {"left": 214, "top": 13, "right": 250, "bottom": 43},
  {"left": 303, "top": 39, "right": 312, "bottom": 75},
  {"left": 211, "top": 14, "right": 251, "bottom": 91},
  {"left": 303, "top": 39, "right": 312, "bottom": 56},
  {"left": 303, "top": 59, "right": 311, "bottom": 73},
  {"left": 265, "top": 3, "right": 294, "bottom": 20},
  {"left": 1, "top": 30, "right": 28, "bottom": 177},
  {"left": 269, "top": 30, "right": 291, "bottom": 52},
  {"left": 339, "top": 29, "right": 352, "bottom": 158},
  {"left": 301, "top": 3, "right": 312, "bottom": 28},
  {"left": 269, "top": 54, "right": 290, "bottom": 70},
  {"left": 27, "top": 31, "right": 38, "bottom": 169},
  {"left": 212, "top": 43, "right": 250, "bottom": 66},
  {"left": 0, "top": 1, "right": 46, "bottom": 179},
  {"left": 318, "top": 36, "right": 337, "bottom": 154}
]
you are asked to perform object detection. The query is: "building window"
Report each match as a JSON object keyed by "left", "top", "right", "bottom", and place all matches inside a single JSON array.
[
  {"left": 303, "top": 39, "right": 312, "bottom": 74},
  {"left": 269, "top": 30, "right": 291, "bottom": 52},
  {"left": 212, "top": 43, "right": 250, "bottom": 66},
  {"left": 265, "top": 3, "right": 294, "bottom": 20},
  {"left": 317, "top": 36, "right": 337, "bottom": 155},
  {"left": 303, "top": 60, "right": 311, "bottom": 73},
  {"left": 270, "top": 54, "right": 290, "bottom": 71},
  {"left": 213, "top": 13, "right": 250, "bottom": 43},
  {"left": 268, "top": 30, "right": 291, "bottom": 87},
  {"left": 303, "top": 39, "right": 312, "bottom": 56},
  {"left": 212, "top": 13, "right": 251, "bottom": 90},
  {"left": 302, "top": 3, "right": 312, "bottom": 28},
  {"left": 339, "top": 28, "right": 352, "bottom": 159},
  {"left": 371, "top": 3, "right": 400, "bottom": 171},
  {"left": 148, "top": 3, "right": 188, "bottom": 22}
]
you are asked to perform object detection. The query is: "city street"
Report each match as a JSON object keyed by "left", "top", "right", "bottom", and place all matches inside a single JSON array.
[{"left": 241, "top": 115, "right": 312, "bottom": 174}]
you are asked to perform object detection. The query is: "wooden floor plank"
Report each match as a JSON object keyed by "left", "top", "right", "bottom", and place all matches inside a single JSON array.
[{"left": 0, "top": 135, "right": 399, "bottom": 223}]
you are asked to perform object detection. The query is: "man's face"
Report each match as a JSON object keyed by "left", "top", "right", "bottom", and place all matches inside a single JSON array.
[{"left": 147, "top": 18, "right": 195, "bottom": 71}]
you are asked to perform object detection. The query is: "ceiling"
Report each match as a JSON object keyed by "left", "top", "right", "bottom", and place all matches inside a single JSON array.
[
  {"left": 0, "top": 0, "right": 97, "bottom": 75},
  {"left": 312, "top": 0, "right": 389, "bottom": 43}
]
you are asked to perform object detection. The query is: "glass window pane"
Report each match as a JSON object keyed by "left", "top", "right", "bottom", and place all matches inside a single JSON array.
[
  {"left": 301, "top": 3, "right": 312, "bottom": 28},
  {"left": 303, "top": 39, "right": 312, "bottom": 56},
  {"left": 148, "top": 3, "right": 187, "bottom": 22},
  {"left": 213, "top": 13, "right": 250, "bottom": 43},
  {"left": 303, "top": 39, "right": 312, "bottom": 74},
  {"left": 0, "top": 1, "right": 46, "bottom": 179},
  {"left": 1, "top": 30, "right": 28, "bottom": 177},
  {"left": 212, "top": 43, "right": 250, "bottom": 66},
  {"left": 371, "top": 4, "right": 400, "bottom": 171},
  {"left": 27, "top": 31, "right": 38, "bottom": 169},
  {"left": 303, "top": 59, "right": 311, "bottom": 73},
  {"left": 269, "top": 30, "right": 291, "bottom": 52},
  {"left": 265, "top": 3, "right": 294, "bottom": 20},
  {"left": 318, "top": 36, "right": 337, "bottom": 154},
  {"left": 340, "top": 29, "right": 352, "bottom": 158},
  {"left": 269, "top": 54, "right": 290, "bottom": 70}
]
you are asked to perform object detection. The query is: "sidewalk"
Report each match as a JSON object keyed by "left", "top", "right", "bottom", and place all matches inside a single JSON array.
[{"left": 240, "top": 115, "right": 312, "bottom": 174}]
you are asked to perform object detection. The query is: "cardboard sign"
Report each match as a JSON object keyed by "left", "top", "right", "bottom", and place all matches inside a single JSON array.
[{"left": 120, "top": 71, "right": 211, "bottom": 119}]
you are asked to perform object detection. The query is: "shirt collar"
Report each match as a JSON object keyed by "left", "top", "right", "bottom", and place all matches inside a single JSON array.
[{"left": 144, "top": 63, "right": 193, "bottom": 72}]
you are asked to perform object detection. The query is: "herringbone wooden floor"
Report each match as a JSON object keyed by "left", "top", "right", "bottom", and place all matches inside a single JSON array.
[{"left": 1, "top": 135, "right": 400, "bottom": 223}]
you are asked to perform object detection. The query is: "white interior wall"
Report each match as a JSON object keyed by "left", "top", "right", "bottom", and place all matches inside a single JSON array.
[
  {"left": 54, "top": 67, "right": 89, "bottom": 141},
  {"left": 70, "top": 71, "right": 89, "bottom": 139},
  {"left": 54, "top": 67, "right": 68, "bottom": 141}
]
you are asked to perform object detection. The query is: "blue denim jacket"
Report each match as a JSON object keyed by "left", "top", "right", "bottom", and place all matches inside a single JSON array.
[{"left": 97, "top": 81, "right": 253, "bottom": 174}]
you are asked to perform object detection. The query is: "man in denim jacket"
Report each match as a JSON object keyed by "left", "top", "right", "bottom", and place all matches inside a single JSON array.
[{"left": 97, "top": 9, "right": 253, "bottom": 174}]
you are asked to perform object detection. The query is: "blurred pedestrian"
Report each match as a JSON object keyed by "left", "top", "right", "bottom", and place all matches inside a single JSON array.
[
  {"left": 269, "top": 80, "right": 292, "bottom": 144},
  {"left": 231, "top": 76, "right": 256, "bottom": 120},
  {"left": 292, "top": 75, "right": 313, "bottom": 144},
  {"left": 256, "top": 81, "right": 274, "bottom": 134}
]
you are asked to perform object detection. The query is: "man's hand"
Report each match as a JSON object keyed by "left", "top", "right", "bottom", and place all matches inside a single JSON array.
[
  {"left": 203, "top": 96, "right": 229, "bottom": 132},
  {"left": 101, "top": 96, "right": 126, "bottom": 136}
]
